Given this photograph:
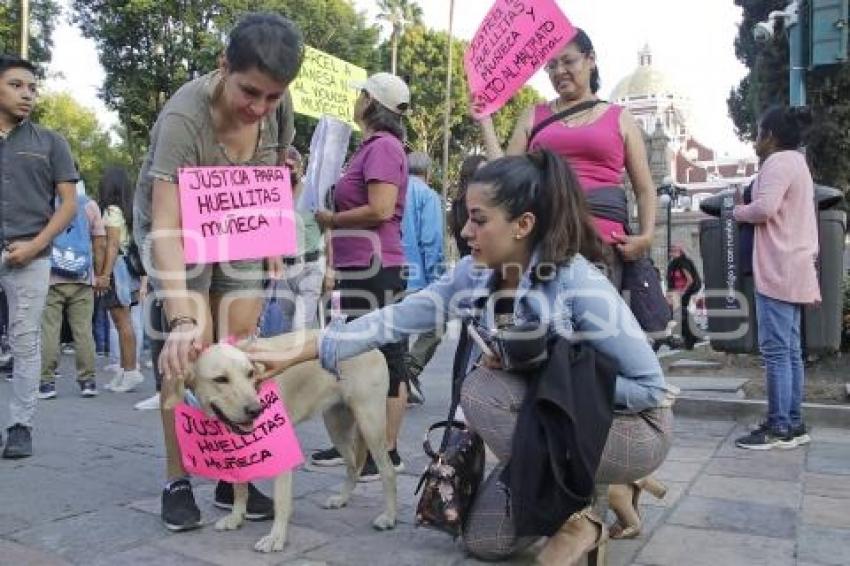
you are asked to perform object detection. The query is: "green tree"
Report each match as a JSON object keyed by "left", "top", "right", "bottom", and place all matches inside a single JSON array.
[
  {"left": 0, "top": 0, "right": 61, "bottom": 66},
  {"left": 728, "top": 0, "right": 850, "bottom": 192},
  {"left": 32, "top": 91, "right": 131, "bottom": 192},
  {"left": 387, "top": 25, "right": 542, "bottom": 193},
  {"left": 377, "top": 0, "right": 423, "bottom": 75},
  {"left": 71, "top": 0, "right": 380, "bottom": 161}
]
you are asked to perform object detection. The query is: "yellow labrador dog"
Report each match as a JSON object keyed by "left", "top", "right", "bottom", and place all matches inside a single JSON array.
[{"left": 185, "top": 330, "right": 397, "bottom": 553}]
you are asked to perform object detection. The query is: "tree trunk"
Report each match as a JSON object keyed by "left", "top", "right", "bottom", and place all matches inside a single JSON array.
[{"left": 391, "top": 32, "right": 398, "bottom": 75}]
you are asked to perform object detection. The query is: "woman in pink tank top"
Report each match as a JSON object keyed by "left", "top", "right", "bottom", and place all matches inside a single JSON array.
[
  {"left": 476, "top": 29, "right": 657, "bottom": 280},
  {"left": 474, "top": 28, "right": 665, "bottom": 552}
]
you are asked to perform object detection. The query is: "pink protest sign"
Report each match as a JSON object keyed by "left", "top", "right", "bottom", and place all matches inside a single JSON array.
[
  {"left": 465, "top": 0, "right": 577, "bottom": 118},
  {"left": 178, "top": 166, "right": 297, "bottom": 263},
  {"left": 175, "top": 380, "right": 304, "bottom": 483}
]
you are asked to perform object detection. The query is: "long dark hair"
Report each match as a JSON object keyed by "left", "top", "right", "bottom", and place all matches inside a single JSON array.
[
  {"left": 470, "top": 150, "right": 608, "bottom": 266},
  {"left": 449, "top": 155, "right": 487, "bottom": 255},
  {"left": 98, "top": 166, "right": 134, "bottom": 230},
  {"left": 571, "top": 28, "right": 600, "bottom": 94},
  {"left": 759, "top": 105, "right": 812, "bottom": 150}
]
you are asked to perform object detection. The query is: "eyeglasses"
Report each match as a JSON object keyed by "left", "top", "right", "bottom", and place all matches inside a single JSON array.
[{"left": 544, "top": 56, "right": 586, "bottom": 73}]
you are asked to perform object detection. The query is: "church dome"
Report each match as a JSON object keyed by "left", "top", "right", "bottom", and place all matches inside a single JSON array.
[{"left": 610, "top": 45, "right": 681, "bottom": 102}]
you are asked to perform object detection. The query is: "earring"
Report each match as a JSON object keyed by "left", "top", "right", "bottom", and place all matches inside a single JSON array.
[{"left": 514, "top": 234, "right": 522, "bottom": 240}]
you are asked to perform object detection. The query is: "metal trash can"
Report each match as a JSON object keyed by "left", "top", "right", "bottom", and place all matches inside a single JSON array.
[
  {"left": 699, "top": 189, "right": 758, "bottom": 353},
  {"left": 804, "top": 185, "right": 846, "bottom": 354}
]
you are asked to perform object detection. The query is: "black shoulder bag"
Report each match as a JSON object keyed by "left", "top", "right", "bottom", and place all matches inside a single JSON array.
[
  {"left": 528, "top": 99, "right": 606, "bottom": 142},
  {"left": 414, "top": 320, "right": 485, "bottom": 538}
]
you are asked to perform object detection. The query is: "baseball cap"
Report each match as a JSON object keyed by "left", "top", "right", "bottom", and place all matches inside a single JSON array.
[{"left": 352, "top": 72, "right": 410, "bottom": 115}]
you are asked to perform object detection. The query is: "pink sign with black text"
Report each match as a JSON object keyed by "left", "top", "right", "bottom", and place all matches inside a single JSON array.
[
  {"left": 177, "top": 166, "right": 297, "bottom": 263},
  {"left": 465, "top": 0, "right": 577, "bottom": 118},
  {"left": 175, "top": 380, "right": 304, "bottom": 483}
]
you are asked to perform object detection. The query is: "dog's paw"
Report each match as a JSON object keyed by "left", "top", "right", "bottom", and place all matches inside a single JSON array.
[
  {"left": 215, "top": 514, "right": 244, "bottom": 531},
  {"left": 372, "top": 512, "right": 396, "bottom": 531},
  {"left": 322, "top": 495, "right": 348, "bottom": 509},
  {"left": 254, "top": 532, "right": 286, "bottom": 553}
]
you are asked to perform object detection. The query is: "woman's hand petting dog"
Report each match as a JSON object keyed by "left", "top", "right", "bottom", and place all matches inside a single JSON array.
[
  {"left": 246, "top": 336, "right": 320, "bottom": 380},
  {"left": 159, "top": 322, "right": 204, "bottom": 382}
]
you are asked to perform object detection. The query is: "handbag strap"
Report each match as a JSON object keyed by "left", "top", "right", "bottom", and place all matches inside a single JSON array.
[
  {"left": 528, "top": 99, "right": 606, "bottom": 143},
  {"left": 438, "top": 318, "right": 475, "bottom": 454}
]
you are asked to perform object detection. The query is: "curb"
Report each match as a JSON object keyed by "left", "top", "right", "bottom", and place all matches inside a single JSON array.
[{"left": 674, "top": 396, "right": 850, "bottom": 428}]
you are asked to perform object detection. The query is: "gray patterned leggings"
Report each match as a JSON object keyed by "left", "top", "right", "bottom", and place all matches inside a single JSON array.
[{"left": 459, "top": 366, "right": 673, "bottom": 561}]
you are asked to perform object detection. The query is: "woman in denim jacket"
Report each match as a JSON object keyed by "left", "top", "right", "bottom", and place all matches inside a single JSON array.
[{"left": 255, "top": 150, "right": 674, "bottom": 564}]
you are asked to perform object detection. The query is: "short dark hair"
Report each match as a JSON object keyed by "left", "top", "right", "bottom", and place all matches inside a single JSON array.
[
  {"left": 759, "top": 105, "right": 813, "bottom": 150},
  {"left": 0, "top": 54, "right": 37, "bottom": 77},
  {"left": 362, "top": 98, "right": 406, "bottom": 140},
  {"left": 471, "top": 150, "right": 609, "bottom": 266},
  {"left": 98, "top": 166, "right": 134, "bottom": 231},
  {"left": 226, "top": 13, "right": 305, "bottom": 84},
  {"left": 570, "top": 29, "right": 600, "bottom": 94}
]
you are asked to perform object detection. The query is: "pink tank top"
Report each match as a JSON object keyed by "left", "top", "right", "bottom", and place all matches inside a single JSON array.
[{"left": 529, "top": 104, "right": 627, "bottom": 243}]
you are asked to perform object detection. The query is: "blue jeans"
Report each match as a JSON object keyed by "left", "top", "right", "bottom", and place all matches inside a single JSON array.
[{"left": 755, "top": 293, "right": 804, "bottom": 433}]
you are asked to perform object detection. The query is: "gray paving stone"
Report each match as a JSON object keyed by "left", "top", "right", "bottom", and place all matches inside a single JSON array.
[
  {"left": 0, "top": 511, "right": 32, "bottom": 537},
  {"left": 689, "top": 475, "right": 801, "bottom": 509},
  {"left": 154, "top": 522, "right": 330, "bottom": 566},
  {"left": 803, "top": 472, "right": 850, "bottom": 499},
  {"left": 807, "top": 442, "right": 850, "bottom": 475},
  {"left": 663, "top": 445, "right": 717, "bottom": 463},
  {"left": 0, "top": 538, "right": 72, "bottom": 566},
  {"left": 637, "top": 525, "right": 796, "bottom": 566},
  {"left": 8, "top": 507, "right": 165, "bottom": 564},
  {"left": 88, "top": 544, "right": 217, "bottom": 566},
  {"left": 809, "top": 427, "right": 850, "bottom": 445},
  {"left": 666, "top": 495, "right": 796, "bottom": 538},
  {"left": 703, "top": 455, "right": 803, "bottom": 481},
  {"left": 797, "top": 524, "right": 850, "bottom": 565},
  {"left": 668, "top": 359, "right": 723, "bottom": 370},
  {"left": 653, "top": 459, "right": 704, "bottom": 483},
  {"left": 802, "top": 495, "right": 850, "bottom": 530},
  {"left": 667, "top": 375, "right": 748, "bottom": 392}
]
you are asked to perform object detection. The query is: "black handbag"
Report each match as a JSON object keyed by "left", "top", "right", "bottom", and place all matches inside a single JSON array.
[
  {"left": 124, "top": 240, "right": 146, "bottom": 278},
  {"left": 621, "top": 255, "right": 671, "bottom": 333},
  {"left": 414, "top": 319, "right": 485, "bottom": 537}
]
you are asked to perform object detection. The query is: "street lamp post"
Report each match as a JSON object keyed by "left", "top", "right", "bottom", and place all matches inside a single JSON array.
[
  {"left": 20, "top": 0, "right": 30, "bottom": 59},
  {"left": 657, "top": 180, "right": 685, "bottom": 280}
]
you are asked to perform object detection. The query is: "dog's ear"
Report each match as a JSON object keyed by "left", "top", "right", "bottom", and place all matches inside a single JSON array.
[{"left": 251, "top": 361, "right": 267, "bottom": 379}]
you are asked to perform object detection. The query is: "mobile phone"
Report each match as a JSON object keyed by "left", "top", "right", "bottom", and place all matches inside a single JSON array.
[{"left": 466, "top": 324, "right": 495, "bottom": 358}]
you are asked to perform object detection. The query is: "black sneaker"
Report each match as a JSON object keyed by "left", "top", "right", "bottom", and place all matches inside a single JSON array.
[
  {"left": 310, "top": 446, "right": 344, "bottom": 467},
  {"left": 358, "top": 450, "right": 405, "bottom": 483},
  {"left": 735, "top": 424, "right": 796, "bottom": 450},
  {"left": 213, "top": 481, "right": 274, "bottom": 521},
  {"left": 37, "top": 382, "right": 57, "bottom": 400},
  {"left": 79, "top": 379, "right": 98, "bottom": 397},
  {"left": 407, "top": 376, "right": 425, "bottom": 406},
  {"left": 358, "top": 453, "right": 381, "bottom": 483},
  {"left": 161, "top": 478, "right": 202, "bottom": 532},
  {"left": 791, "top": 423, "right": 811, "bottom": 446},
  {"left": 2, "top": 424, "right": 32, "bottom": 459}
]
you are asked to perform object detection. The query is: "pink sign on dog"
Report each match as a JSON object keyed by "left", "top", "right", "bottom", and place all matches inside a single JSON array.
[
  {"left": 178, "top": 166, "right": 297, "bottom": 263},
  {"left": 175, "top": 380, "right": 304, "bottom": 483},
  {"left": 465, "top": 0, "right": 577, "bottom": 118}
]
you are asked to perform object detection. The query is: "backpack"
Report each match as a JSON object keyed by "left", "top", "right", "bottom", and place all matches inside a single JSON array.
[{"left": 50, "top": 194, "right": 93, "bottom": 280}]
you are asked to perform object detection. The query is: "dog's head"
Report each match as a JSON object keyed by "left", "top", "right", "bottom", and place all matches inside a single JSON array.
[{"left": 188, "top": 343, "right": 263, "bottom": 433}]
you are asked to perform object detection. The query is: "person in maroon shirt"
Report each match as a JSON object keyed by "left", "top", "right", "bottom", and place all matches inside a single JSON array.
[{"left": 311, "top": 73, "right": 412, "bottom": 480}]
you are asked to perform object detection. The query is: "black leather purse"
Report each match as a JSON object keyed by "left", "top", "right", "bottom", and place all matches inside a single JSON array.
[{"left": 415, "top": 320, "right": 485, "bottom": 538}]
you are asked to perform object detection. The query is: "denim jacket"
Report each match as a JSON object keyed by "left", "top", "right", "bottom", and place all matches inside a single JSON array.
[{"left": 319, "top": 251, "right": 670, "bottom": 413}]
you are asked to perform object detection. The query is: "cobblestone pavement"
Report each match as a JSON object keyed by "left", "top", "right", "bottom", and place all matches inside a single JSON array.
[{"left": 1, "top": 338, "right": 848, "bottom": 565}]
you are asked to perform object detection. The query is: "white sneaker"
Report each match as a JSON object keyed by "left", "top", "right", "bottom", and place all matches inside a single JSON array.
[
  {"left": 103, "top": 369, "right": 124, "bottom": 391},
  {"left": 103, "top": 363, "right": 121, "bottom": 374},
  {"left": 111, "top": 369, "right": 144, "bottom": 393},
  {"left": 134, "top": 392, "right": 160, "bottom": 410}
]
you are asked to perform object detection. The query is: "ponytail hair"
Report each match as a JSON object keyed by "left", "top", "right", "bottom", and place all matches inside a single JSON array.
[
  {"left": 759, "top": 105, "right": 813, "bottom": 150},
  {"left": 471, "top": 150, "right": 609, "bottom": 266}
]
